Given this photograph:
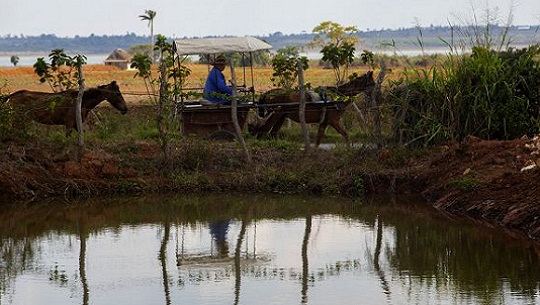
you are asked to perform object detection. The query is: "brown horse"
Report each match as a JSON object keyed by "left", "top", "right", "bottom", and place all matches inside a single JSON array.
[
  {"left": 8, "top": 81, "right": 128, "bottom": 135},
  {"left": 249, "top": 71, "right": 375, "bottom": 146}
]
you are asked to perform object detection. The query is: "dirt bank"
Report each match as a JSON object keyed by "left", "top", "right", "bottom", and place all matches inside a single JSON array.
[{"left": 367, "top": 135, "right": 540, "bottom": 241}]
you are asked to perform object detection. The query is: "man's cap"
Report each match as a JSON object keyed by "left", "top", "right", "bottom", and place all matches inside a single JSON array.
[{"left": 212, "top": 55, "right": 227, "bottom": 65}]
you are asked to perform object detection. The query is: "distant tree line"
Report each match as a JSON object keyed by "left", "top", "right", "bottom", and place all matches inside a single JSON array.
[
  {"left": 0, "top": 33, "right": 149, "bottom": 54},
  {"left": 0, "top": 25, "right": 538, "bottom": 54}
]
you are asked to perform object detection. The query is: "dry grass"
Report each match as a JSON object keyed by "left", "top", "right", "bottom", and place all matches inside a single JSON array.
[{"left": 0, "top": 62, "right": 375, "bottom": 104}]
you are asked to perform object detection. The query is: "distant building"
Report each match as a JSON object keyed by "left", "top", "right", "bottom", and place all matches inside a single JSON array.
[{"left": 104, "top": 48, "right": 132, "bottom": 70}]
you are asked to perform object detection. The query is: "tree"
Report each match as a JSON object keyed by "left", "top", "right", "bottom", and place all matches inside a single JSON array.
[
  {"left": 139, "top": 9, "right": 157, "bottom": 63},
  {"left": 10, "top": 55, "right": 19, "bottom": 67},
  {"left": 311, "top": 21, "right": 359, "bottom": 85},
  {"left": 131, "top": 34, "right": 191, "bottom": 159},
  {"left": 33, "top": 49, "right": 84, "bottom": 92},
  {"left": 270, "top": 46, "right": 309, "bottom": 90}
]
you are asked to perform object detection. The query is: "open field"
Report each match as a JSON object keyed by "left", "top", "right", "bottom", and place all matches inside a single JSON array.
[{"left": 0, "top": 63, "right": 375, "bottom": 104}]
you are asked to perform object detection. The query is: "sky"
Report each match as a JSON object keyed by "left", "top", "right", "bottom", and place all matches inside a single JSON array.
[{"left": 0, "top": 0, "right": 539, "bottom": 38}]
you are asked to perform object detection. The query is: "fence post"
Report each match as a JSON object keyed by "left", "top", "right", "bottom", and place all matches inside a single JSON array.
[
  {"left": 297, "top": 59, "right": 310, "bottom": 151},
  {"left": 75, "top": 64, "right": 85, "bottom": 163},
  {"left": 229, "top": 61, "right": 252, "bottom": 163}
]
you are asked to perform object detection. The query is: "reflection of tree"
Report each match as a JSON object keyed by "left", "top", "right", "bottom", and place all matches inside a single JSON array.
[
  {"left": 301, "top": 216, "right": 312, "bottom": 304},
  {"left": 373, "top": 216, "right": 391, "bottom": 300},
  {"left": 234, "top": 220, "right": 247, "bottom": 305},
  {"left": 384, "top": 207, "right": 540, "bottom": 304},
  {"left": 78, "top": 220, "right": 89, "bottom": 305},
  {"left": 159, "top": 220, "right": 171, "bottom": 305},
  {"left": 0, "top": 237, "right": 35, "bottom": 302}
]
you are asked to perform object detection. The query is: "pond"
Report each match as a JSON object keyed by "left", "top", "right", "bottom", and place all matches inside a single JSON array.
[{"left": 1, "top": 194, "right": 539, "bottom": 305}]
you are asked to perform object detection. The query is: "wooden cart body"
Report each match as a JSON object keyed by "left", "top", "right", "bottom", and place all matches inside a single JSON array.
[{"left": 179, "top": 103, "right": 251, "bottom": 140}]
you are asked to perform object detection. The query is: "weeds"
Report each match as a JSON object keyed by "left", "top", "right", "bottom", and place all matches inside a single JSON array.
[
  {"left": 448, "top": 176, "right": 478, "bottom": 191},
  {"left": 0, "top": 83, "right": 13, "bottom": 142}
]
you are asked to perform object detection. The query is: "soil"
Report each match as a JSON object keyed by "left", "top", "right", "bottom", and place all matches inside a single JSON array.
[
  {"left": 1, "top": 106, "right": 540, "bottom": 244},
  {"left": 369, "top": 135, "right": 540, "bottom": 242}
]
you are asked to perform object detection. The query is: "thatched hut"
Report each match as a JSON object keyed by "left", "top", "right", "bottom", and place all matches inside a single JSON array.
[{"left": 104, "top": 49, "right": 132, "bottom": 70}]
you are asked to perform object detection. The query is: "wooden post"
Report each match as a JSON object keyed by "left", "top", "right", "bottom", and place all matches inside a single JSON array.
[
  {"left": 75, "top": 65, "right": 85, "bottom": 163},
  {"left": 229, "top": 61, "right": 252, "bottom": 163},
  {"left": 297, "top": 59, "right": 310, "bottom": 151}
]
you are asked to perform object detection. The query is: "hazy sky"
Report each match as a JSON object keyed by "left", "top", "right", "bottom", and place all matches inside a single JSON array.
[{"left": 0, "top": 0, "right": 538, "bottom": 38}]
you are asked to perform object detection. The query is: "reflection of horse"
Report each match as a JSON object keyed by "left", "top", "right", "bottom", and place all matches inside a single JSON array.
[
  {"left": 8, "top": 81, "right": 128, "bottom": 135},
  {"left": 249, "top": 71, "right": 375, "bottom": 146}
]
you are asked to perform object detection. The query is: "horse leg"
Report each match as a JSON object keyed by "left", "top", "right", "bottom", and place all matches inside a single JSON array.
[
  {"left": 257, "top": 112, "right": 279, "bottom": 137},
  {"left": 269, "top": 113, "right": 287, "bottom": 138},
  {"left": 329, "top": 122, "right": 350, "bottom": 146},
  {"left": 250, "top": 111, "right": 280, "bottom": 139},
  {"left": 315, "top": 122, "right": 328, "bottom": 147}
]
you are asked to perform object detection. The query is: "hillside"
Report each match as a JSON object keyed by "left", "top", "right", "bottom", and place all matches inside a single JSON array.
[{"left": 1, "top": 25, "right": 538, "bottom": 55}]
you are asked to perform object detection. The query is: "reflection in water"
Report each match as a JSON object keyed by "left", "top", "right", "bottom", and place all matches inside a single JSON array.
[
  {"left": 373, "top": 216, "right": 391, "bottom": 300},
  {"left": 210, "top": 220, "right": 230, "bottom": 258},
  {"left": 301, "top": 216, "right": 312, "bottom": 304},
  {"left": 234, "top": 220, "right": 247, "bottom": 305},
  {"left": 78, "top": 216, "right": 89, "bottom": 305},
  {"left": 0, "top": 194, "right": 539, "bottom": 305},
  {"left": 159, "top": 221, "right": 171, "bottom": 305}
]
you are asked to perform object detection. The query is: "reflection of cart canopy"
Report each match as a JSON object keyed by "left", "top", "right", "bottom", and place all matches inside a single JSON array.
[{"left": 174, "top": 36, "right": 272, "bottom": 55}]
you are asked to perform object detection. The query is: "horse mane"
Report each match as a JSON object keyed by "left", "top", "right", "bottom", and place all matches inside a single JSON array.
[{"left": 81, "top": 87, "right": 105, "bottom": 109}]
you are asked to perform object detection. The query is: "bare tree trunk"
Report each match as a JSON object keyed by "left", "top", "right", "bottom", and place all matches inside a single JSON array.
[
  {"left": 158, "top": 60, "right": 170, "bottom": 160},
  {"left": 75, "top": 65, "right": 85, "bottom": 163},
  {"left": 297, "top": 60, "right": 310, "bottom": 152},
  {"left": 229, "top": 63, "right": 252, "bottom": 163}
]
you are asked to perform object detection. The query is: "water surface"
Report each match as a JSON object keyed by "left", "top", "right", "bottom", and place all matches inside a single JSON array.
[{"left": 1, "top": 194, "right": 539, "bottom": 305}]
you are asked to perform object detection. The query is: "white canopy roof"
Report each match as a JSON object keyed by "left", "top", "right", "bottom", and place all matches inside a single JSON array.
[{"left": 174, "top": 37, "right": 272, "bottom": 55}]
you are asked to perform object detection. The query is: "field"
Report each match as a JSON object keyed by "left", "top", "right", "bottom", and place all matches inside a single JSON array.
[{"left": 0, "top": 62, "right": 373, "bottom": 103}]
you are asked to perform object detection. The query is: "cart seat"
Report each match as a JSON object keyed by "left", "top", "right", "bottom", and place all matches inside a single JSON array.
[{"left": 183, "top": 99, "right": 215, "bottom": 107}]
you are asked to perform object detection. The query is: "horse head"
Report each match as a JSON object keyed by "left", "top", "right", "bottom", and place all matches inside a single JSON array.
[
  {"left": 335, "top": 71, "right": 375, "bottom": 96},
  {"left": 98, "top": 81, "right": 128, "bottom": 114}
]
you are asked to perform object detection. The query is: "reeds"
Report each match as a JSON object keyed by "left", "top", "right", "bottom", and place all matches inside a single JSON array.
[{"left": 387, "top": 19, "right": 540, "bottom": 146}]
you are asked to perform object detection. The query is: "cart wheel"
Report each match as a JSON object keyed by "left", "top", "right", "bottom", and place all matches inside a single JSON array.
[{"left": 206, "top": 130, "right": 237, "bottom": 141}]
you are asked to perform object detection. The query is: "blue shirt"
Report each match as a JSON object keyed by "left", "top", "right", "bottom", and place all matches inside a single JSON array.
[{"left": 203, "top": 66, "right": 233, "bottom": 104}]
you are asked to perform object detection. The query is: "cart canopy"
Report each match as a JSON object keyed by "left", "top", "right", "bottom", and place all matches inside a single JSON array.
[{"left": 174, "top": 37, "right": 272, "bottom": 55}]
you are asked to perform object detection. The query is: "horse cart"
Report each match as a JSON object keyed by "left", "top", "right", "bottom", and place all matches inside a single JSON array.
[
  {"left": 172, "top": 37, "right": 375, "bottom": 145},
  {"left": 173, "top": 37, "right": 272, "bottom": 141}
]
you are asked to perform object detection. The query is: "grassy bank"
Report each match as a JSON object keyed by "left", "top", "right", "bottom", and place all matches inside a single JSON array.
[{"left": 0, "top": 101, "right": 421, "bottom": 200}]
